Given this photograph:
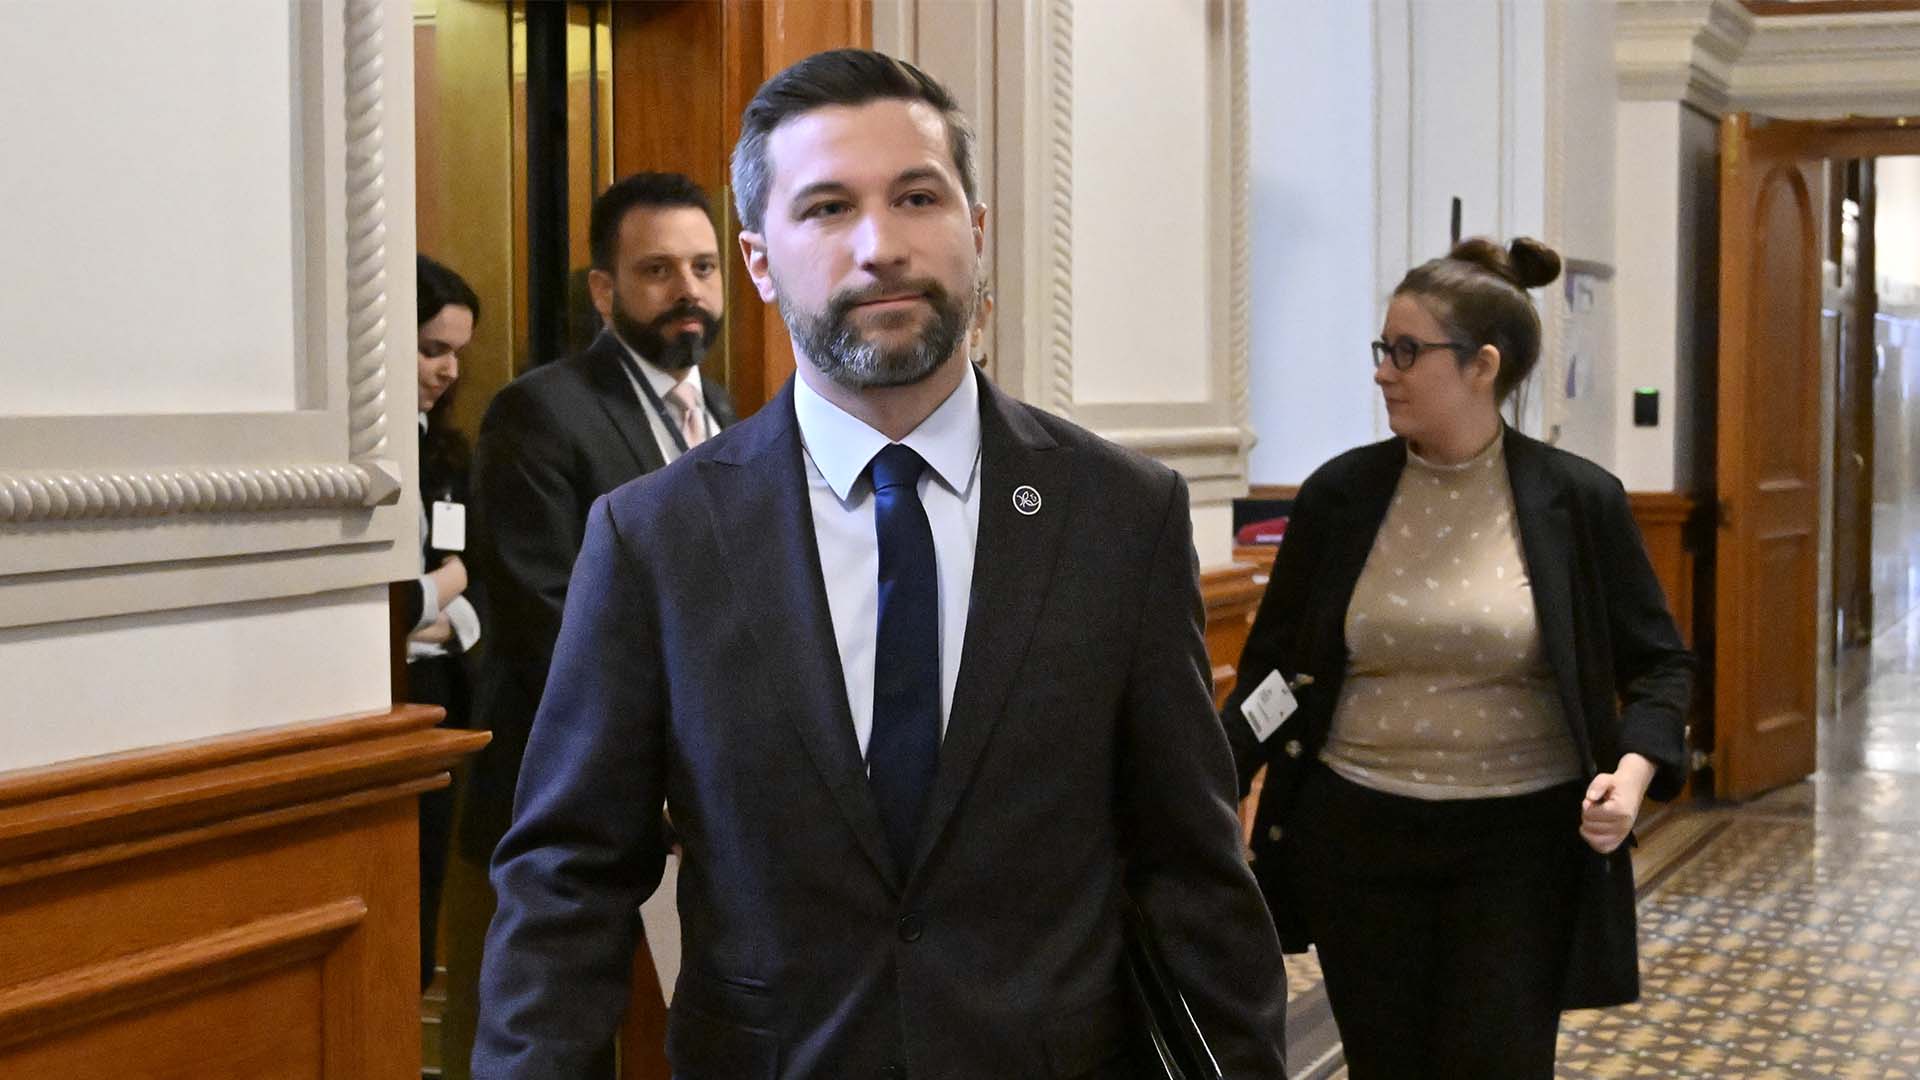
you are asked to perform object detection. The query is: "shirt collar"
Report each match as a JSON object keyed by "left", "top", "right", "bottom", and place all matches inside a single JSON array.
[
  {"left": 793, "top": 365, "right": 982, "bottom": 502},
  {"left": 615, "top": 335, "right": 704, "bottom": 402}
]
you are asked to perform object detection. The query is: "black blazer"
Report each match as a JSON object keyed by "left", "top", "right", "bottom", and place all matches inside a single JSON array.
[
  {"left": 460, "top": 331, "right": 738, "bottom": 860},
  {"left": 401, "top": 418, "right": 474, "bottom": 634},
  {"left": 474, "top": 370, "right": 1289, "bottom": 1079},
  {"left": 1223, "top": 427, "right": 1692, "bottom": 1008}
]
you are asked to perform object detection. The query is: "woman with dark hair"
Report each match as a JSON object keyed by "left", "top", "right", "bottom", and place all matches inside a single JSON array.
[
  {"left": 1225, "top": 237, "right": 1693, "bottom": 1077},
  {"left": 409, "top": 253, "right": 482, "bottom": 990}
]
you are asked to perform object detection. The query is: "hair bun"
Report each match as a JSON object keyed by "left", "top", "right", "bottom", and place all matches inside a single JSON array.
[
  {"left": 1443, "top": 236, "right": 1561, "bottom": 290},
  {"left": 1506, "top": 237, "right": 1562, "bottom": 289}
]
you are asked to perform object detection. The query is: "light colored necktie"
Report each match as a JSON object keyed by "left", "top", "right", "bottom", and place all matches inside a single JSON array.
[{"left": 666, "top": 380, "right": 707, "bottom": 448}]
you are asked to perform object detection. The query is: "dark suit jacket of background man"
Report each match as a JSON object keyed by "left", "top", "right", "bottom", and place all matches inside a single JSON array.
[
  {"left": 460, "top": 329, "right": 738, "bottom": 861},
  {"left": 473, "top": 368, "right": 1290, "bottom": 1079}
]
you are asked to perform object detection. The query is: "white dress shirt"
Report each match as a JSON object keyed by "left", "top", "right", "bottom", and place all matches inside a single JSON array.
[
  {"left": 616, "top": 339, "right": 712, "bottom": 464},
  {"left": 793, "top": 369, "right": 982, "bottom": 757}
]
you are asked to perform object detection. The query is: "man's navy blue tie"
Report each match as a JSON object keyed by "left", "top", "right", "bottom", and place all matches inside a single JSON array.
[{"left": 867, "top": 443, "right": 941, "bottom": 874}]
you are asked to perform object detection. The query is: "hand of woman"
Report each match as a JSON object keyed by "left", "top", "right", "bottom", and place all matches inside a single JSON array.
[
  {"left": 1580, "top": 752, "right": 1655, "bottom": 854},
  {"left": 411, "top": 612, "right": 454, "bottom": 646},
  {"left": 428, "top": 554, "right": 468, "bottom": 604}
]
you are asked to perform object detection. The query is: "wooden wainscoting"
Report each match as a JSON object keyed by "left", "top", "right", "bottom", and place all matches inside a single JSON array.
[
  {"left": 1206, "top": 549, "right": 1277, "bottom": 844},
  {"left": 1203, "top": 549, "right": 1276, "bottom": 709},
  {"left": 0, "top": 705, "right": 486, "bottom": 1078},
  {"left": 1628, "top": 492, "right": 1698, "bottom": 648}
]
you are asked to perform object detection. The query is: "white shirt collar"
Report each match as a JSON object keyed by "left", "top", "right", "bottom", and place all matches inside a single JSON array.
[
  {"left": 793, "top": 365, "right": 982, "bottom": 503},
  {"left": 615, "top": 334, "right": 705, "bottom": 403}
]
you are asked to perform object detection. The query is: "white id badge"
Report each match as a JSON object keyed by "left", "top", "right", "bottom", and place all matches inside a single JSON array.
[
  {"left": 1239, "top": 670, "right": 1300, "bottom": 742},
  {"left": 431, "top": 500, "right": 467, "bottom": 552}
]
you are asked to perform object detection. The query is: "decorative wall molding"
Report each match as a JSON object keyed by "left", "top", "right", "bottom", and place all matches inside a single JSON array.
[
  {"left": 1615, "top": 0, "right": 1751, "bottom": 112},
  {"left": 1065, "top": 0, "right": 1251, "bottom": 526},
  {"left": 0, "top": 465, "right": 372, "bottom": 524},
  {"left": 344, "top": 0, "right": 401, "bottom": 506},
  {"left": 1228, "top": 0, "right": 1251, "bottom": 448},
  {"left": 0, "top": 0, "right": 416, "bottom": 627},
  {"left": 1736, "top": 9, "right": 1920, "bottom": 114},
  {"left": 1042, "top": 0, "right": 1075, "bottom": 419},
  {"left": 1617, "top": 0, "right": 1920, "bottom": 116},
  {"left": 0, "top": 0, "right": 401, "bottom": 527}
]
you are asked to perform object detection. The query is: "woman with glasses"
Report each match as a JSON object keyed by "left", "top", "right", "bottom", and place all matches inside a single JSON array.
[{"left": 1224, "top": 237, "right": 1692, "bottom": 1077}]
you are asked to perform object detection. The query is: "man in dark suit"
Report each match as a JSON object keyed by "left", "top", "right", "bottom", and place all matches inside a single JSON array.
[
  {"left": 475, "top": 50, "right": 1287, "bottom": 1079},
  {"left": 443, "top": 172, "right": 738, "bottom": 1080}
]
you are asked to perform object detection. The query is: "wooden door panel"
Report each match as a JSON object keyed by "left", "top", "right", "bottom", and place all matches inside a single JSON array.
[{"left": 1717, "top": 115, "right": 1822, "bottom": 798}]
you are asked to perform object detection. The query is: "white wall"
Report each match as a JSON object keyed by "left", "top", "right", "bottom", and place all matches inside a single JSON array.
[
  {"left": 1881, "top": 156, "right": 1920, "bottom": 290},
  {"left": 1610, "top": 102, "right": 1684, "bottom": 491},
  {"left": 1245, "top": 0, "right": 1586, "bottom": 485},
  {"left": 0, "top": 1, "right": 406, "bottom": 775},
  {"left": 1071, "top": 2, "right": 1213, "bottom": 407},
  {"left": 0, "top": 0, "right": 300, "bottom": 417},
  {"left": 1244, "top": 0, "right": 1378, "bottom": 485},
  {"left": 1541, "top": 0, "right": 1618, "bottom": 467},
  {"left": 0, "top": 591, "right": 391, "bottom": 772}
]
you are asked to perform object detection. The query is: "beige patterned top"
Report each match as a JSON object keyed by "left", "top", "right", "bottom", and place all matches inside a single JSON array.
[{"left": 1319, "top": 434, "right": 1582, "bottom": 800}]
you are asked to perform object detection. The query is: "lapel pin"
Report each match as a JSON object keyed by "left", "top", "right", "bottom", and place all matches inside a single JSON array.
[{"left": 1012, "top": 485, "right": 1042, "bottom": 516}]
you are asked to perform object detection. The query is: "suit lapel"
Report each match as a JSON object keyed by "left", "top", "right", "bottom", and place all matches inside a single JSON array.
[
  {"left": 695, "top": 382, "right": 900, "bottom": 890},
  {"left": 912, "top": 372, "right": 1072, "bottom": 874},
  {"left": 1505, "top": 430, "right": 1592, "bottom": 770},
  {"left": 579, "top": 332, "right": 668, "bottom": 475}
]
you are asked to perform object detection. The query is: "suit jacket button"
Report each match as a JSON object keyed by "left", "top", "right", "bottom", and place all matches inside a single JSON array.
[
  {"left": 1267, "top": 825, "right": 1284, "bottom": 843},
  {"left": 1284, "top": 739, "right": 1303, "bottom": 759},
  {"left": 897, "top": 913, "right": 925, "bottom": 942}
]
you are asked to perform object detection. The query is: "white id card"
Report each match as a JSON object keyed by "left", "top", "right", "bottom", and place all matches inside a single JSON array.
[
  {"left": 1240, "top": 670, "right": 1300, "bottom": 742},
  {"left": 431, "top": 500, "right": 467, "bottom": 552}
]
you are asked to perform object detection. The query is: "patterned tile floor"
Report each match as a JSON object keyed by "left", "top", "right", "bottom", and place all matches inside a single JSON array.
[{"left": 1292, "top": 607, "right": 1920, "bottom": 1079}]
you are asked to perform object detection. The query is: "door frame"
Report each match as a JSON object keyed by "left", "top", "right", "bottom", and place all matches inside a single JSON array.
[{"left": 1714, "top": 115, "right": 1920, "bottom": 799}]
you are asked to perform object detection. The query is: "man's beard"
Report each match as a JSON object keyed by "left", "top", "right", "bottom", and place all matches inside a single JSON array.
[
  {"left": 777, "top": 273, "right": 974, "bottom": 391},
  {"left": 611, "top": 297, "right": 722, "bottom": 372}
]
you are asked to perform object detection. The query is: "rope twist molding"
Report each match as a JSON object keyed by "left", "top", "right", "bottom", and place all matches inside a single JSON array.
[
  {"left": 3, "top": 0, "right": 401, "bottom": 528},
  {"left": 344, "top": 0, "right": 391, "bottom": 470},
  {"left": 0, "top": 466, "right": 372, "bottom": 524},
  {"left": 1045, "top": 0, "right": 1075, "bottom": 419}
]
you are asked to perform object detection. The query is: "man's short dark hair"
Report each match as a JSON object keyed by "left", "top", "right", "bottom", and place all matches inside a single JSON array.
[
  {"left": 589, "top": 172, "right": 714, "bottom": 272},
  {"left": 730, "top": 48, "right": 979, "bottom": 235}
]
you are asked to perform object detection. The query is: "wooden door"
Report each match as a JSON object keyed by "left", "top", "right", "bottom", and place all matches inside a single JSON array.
[
  {"left": 717, "top": 0, "right": 872, "bottom": 415},
  {"left": 1715, "top": 114, "right": 1825, "bottom": 798}
]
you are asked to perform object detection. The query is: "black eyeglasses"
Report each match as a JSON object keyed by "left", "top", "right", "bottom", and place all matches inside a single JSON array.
[{"left": 1371, "top": 337, "right": 1474, "bottom": 371}]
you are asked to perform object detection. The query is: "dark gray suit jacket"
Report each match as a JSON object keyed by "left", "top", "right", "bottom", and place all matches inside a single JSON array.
[
  {"left": 474, "top": 369, "right": 1289, "bottom": 1078},
  {"left": 461, "top": 330, "right": 737, "bottom": 861}
]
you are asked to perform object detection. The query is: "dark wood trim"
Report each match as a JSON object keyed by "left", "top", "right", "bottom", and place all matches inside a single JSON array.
[
  {"left": 0, "top": 899, "right": 366, "bottom": 1052},
  {"left": 1625, "top": 490, "right": 1697, "bottom": 527},
  {"left": 0, "top": 709, "right": 482, "bottom": 871},
  {"left": 0, "top": 707, "right": 486, "bottom": 1076},
  {"left": 0, "top": 704, "right": 454, "bottom": 810},
  {"left": 1202, "top": 559, "right": 1270, "bottom": 711},
  {"left": 1245, "top": 484, "right": 1300, "bottom": 501}
]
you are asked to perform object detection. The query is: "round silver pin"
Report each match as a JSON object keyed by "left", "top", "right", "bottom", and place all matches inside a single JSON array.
[{"left": 1011, "top": 485, "right": 1042, "bottom": 516}]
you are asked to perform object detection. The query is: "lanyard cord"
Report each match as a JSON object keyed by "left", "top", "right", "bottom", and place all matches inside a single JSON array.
[{"left": 617, "top": 350, "right": 694, "bottom": 456}]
